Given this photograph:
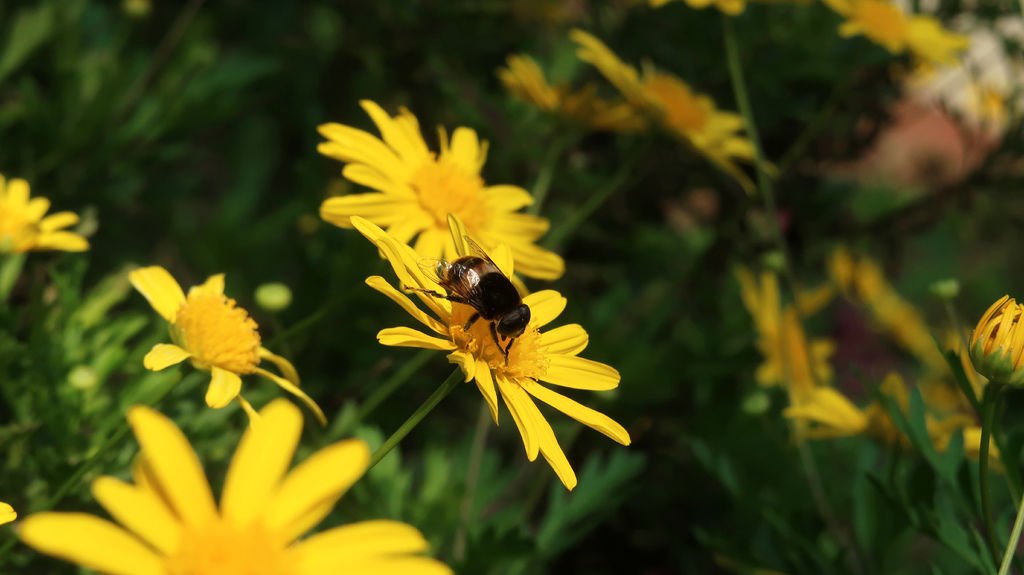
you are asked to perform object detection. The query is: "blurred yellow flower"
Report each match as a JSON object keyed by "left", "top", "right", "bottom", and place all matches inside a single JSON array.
[
  {"left": 498, "top": 54, "right": 646, "bottom": 133},
  {"left": 735, "top": 267, "right": 834, "bottom": 397},
  {"left": 571, "top": 30, "right": 755, "bottom": 191},
  {"left": 129, "top": 266, "right": 325, "bottom": 424},
  {"left": 822, "top": 0, "right": 967, "bottom": 65},
  {"left": 828, "top": 247, "right": 945, "bottom": 371},
  {"left": 0, "top": 175, "right": 88, "bottom": 254},
  {"left": 317, "top": 100, "right": 564, "bottom": 280},
  {"left": 785, "top": 373, "right": 990, "bottom": 457},
  {"left": 970, "top": 295, "right": 1024, "bottom": 386},
  {"left": 19, "top": 400, "right": 451, "bottom": 575},
  {"left": 650, "top": 0, "right": 746, "bottom": 15},
  {"left": 352, "top": 215, "right": 630, "bottom": 491},
  {"left": 0, "top": 502, "right": 15, "bottom": 525}
]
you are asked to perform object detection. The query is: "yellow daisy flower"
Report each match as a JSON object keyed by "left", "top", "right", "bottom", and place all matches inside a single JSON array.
[
  {"left": 785, "top": 372, "right": 991, "bottom": 458},
  {"left": 0, "top": 174, "right": 88, "bottom": 254},
  {"left": 650, "top": 0, "right": 746, "bottom": 16},
  {"left": 19, "top": 399, "right": 452, "bottom": 575},
  {"left": 497, "top": 54, "right": 647, "bottom": 133},
  {"left": 317, "top": 100, "right": 564, "bottom": 280},
  {"left": 735, "top": 267, "right": 834, "bottom": 397},
  {"left": 822, "top": 0, "right": 968, "bottom": 66},
  {"left": 351, "top": 215, "right": 630, "bottom": 491},
  {"left": 128, "top": 266, "right": 325, "bottom": 424},
  {"left": 570, "top": 29, "right": 756, "bottom": 191},
  {"left": 0, "top": 502, "right": 15, "bottom": 525}
]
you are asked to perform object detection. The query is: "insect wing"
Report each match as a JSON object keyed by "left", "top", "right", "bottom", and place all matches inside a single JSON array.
[
  {"left": 462, "top": 235, "right": 494, "bottom": 263},
  {"left": 416, "top": 257, "right": 452, "bottom": 287}
]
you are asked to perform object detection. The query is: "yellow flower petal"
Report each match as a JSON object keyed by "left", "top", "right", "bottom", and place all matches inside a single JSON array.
[
  {"left": 38, "top": 211, "right": 78, "bottom": 232},
  {"left": 302, "top": 558, "right": 454, "bottom": 575},
  {"left": 0, "top": 502, "right": 15, "bottom": 525},
  {"left": 18, "top": 513, "right": 164, "bottom": 575},
  {"left": 206, "top": 367, "right": 243, "bottom": 409},
  {"left": 25, "top": 197, "right": 50, "bottom": 221},
  {"left": 524, "top": 290, "right": 566, "bottom": 328},
  {"left": 253, "top": 367, "right": 327, "bottom": 426},
  {"left": 483, "top": 185, "right": 534, "bottom": 211},
  {"left": 377, "top": 326, "right": 457, "bottom": 350},
  {"left": 266, "top": 439, "right": 370, "bottom": 542},
  {"left": 360, "top": 100, "right": 431, "bottom": 166},
  {"left": 366, "top": 276, "right": 449, "bottom": 336},
  {"left": 142, "top": 343, "right": 191, "bottom": 371},
  {"left": 447, "top": 213, "right": 472, "bottom": 258},
  {"left": 192, "top": 273, "right": 225, "bottom": 297},
  {"left": 5, "top": 179, "right": 29, "bottom": 205},
  {"left": 447, "top": 350, "right": 477, "bottom": 382},
  {"left": 515, "top": 391, "right": 578, "bottom": 490},
  {"left": 521, "top": 380, "right": 631, "bottom": 445},
  {"left": 221, "top": 399, "right": 303, "bottom": 526},
  {"left": 542, "top": 355, "right": 620, "bottom": 390},
  {"left": 129, "top": 266, "right": 186, "bottom": 323},
  {"left": 91, "top": 477, "right": 181, "bottom": 554},
  {"left": 495, "top": 375, "right": 540, "bottom": 460},
  {"left": 127, "top": 406, "right": 217, "bottom": 527},
  {"left": 317, "top": 123, "right": 410, "bottom": 180},
  {"left": 259, "top": 347, "right": 302, "bottom": 386},
  {"left": 291, "top": 520, "right": 429, "bottom": 570},
  {"left": 538, "top": 324, "right": 589, "bottom": 356},
  {"left": 321, "top": 193, "right": 415, "bottom": 228},
  {"left": 474, "top": 358, "right": 501, "bottom": 425},
  {"left": 34, "top": 231, "right": 89, "bottom": 252}
]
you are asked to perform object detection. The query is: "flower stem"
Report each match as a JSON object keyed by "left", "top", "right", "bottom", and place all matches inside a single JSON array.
[
  {"left": 332, "top": 349, "right": 434, "bottom": 437},
  {"left": 999, "top": 486, "right": 1024, "bottom": 575},
  {"left": 722, "top": 15, "right": 866, "bottom": 575},
  {"left": 453, "top": 404, "right": 492, "bottom": 561},
  {"left": 980, "top": 383, "right": 1004, "bottom": 565},
  {"left": 367, "top": 368, "right": 462, "bottom": 470}
]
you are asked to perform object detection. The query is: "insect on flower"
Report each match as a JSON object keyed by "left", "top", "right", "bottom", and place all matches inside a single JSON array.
[{"left": 407, "top": 236, "right": 531, "bottom": 364}]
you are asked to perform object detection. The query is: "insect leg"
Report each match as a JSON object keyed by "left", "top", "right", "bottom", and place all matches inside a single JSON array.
[
  {"left": 463, "top": 312, "right": 480, "bottom": 331},
  {"left": 402, "top": 285, "right": 469, "bottom": 304},
  {"left": 503, "top": 337, "right": 516, "bottom": 364}
]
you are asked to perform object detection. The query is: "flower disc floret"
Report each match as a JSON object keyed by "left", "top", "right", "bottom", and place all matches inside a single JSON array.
[{"left": 173, "top": 291, "right": 261, "bottom": 374}]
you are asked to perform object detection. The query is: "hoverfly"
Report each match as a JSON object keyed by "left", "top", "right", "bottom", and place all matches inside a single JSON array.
[{"left": 405, "top": 237, "right": 530, "bottom": 363}]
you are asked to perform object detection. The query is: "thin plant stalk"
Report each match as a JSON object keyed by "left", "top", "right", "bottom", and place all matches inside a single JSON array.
[
  {"left": 722, "top": 15, "right": 866, "bottom": 575},
  {"left": 367, "top": 369, "right": 463, "bottom": 470},
  {"left": 453, "top": 404, "right": 493, "bottom": 561},
  {"left": 999, "top": 486, "right": 1024, "bottom": 575},
  {"left": 980, "top": 384, "right": 1004, "bottom": 564}
]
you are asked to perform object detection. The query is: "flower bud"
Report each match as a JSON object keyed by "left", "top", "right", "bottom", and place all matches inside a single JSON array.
[
  {"left": 969, "top": 295, "right": 1024, "bottom": 385},
  {"left": 255, "top": 282, "right": 292, "bottom": 312}
]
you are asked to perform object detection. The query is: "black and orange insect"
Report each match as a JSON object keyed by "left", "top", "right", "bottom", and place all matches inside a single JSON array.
[{"left": 406, "top": 238, "right": 530, "bottom": 363}]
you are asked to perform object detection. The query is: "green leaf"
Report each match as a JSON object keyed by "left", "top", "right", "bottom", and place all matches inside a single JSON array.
[{"left": 0, "top": 3, "right": 56, "bottom": 85}]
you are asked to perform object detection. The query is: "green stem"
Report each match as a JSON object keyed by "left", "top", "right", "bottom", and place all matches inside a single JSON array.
[
  {"left": 723, "top": 16, "right": 866, "bottom": 575},
  {"left": 999, "top": 486, "right": 1024, "bottom": 575},
  {"left": 367, "top": 369, "right": 462, "bottom": 470},
  {"left": 528, "top": 134, "right": 574, "bottom": 216},
  {"left": 453, "top": 404, "right": 492, "bottom": 561},
  {"left": 331, "top": 349, "right": 434, "bottom": 437},
  {"left": 0, "top": 253, "right": 25, "bottom": 303},
  {"left": 544, "top": 161, "right": 634, "bottom": 250},
  {"left": 980, "top": 384, "right": 1003, "bottom": 565}
]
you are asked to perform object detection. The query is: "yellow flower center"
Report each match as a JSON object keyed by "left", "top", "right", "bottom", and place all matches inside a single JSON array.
[
  {"left": 0, "top": 209, "right": 36, "bottom": 252},
  {"left": 450, "top": 303, "right": 549, "bottom": 380},
  {"left": 411, "top": 158, "right": 489, "bottom": 232},
  {"left": 166, "top": 520, "right": 294, "bottom": 575},
  {"left": 852, "top": 0, "right": 909, "bottom": 51},
  {"left": 644, "top": 73, "right": 708, "bottom": 135},
  {"left": 173, "top": 291, "right": 261, "bottom": 374}
]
